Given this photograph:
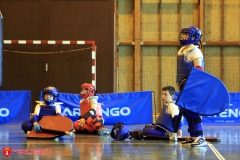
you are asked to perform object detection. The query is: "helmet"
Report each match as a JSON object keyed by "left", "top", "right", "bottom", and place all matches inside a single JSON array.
[
  {"left": 110, "top": 122, "right": 131, "bottom": 140},
  {"left": 42, "top": 86, "right": 59, "bottom": 105},
  {"left": 80, "top": 83, "right": 96, "bottom": 98},
  {"left": 179, "top": 26, "right": 202, "bottom": 45}
]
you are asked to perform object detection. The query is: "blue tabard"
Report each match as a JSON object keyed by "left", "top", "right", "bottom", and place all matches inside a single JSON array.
[
  {"left": 176, "top": 54, "right": 204, "bottom": 86},
  {"left": 39, "top": 105, "right": 56, "bottom": 120},
  {"left": 155, "top": 104, "right": 175, "bottom": 132}
]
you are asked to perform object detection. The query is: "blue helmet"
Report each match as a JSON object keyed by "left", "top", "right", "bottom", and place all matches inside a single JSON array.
[
  {"left": 179, "top": 26, "right": 202, "bottom": 45},
  {"left": 42, "top": 86, "right": 59, "bottom": 105},
  {"left": 110, "top": 122, "right": 131, "bottom": 140}
]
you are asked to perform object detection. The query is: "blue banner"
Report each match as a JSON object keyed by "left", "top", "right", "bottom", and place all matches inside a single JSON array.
[
  {"left": 1, "top": 90, "right": 240, "bottom": 126},
  {"left": 57, "top": 91, "right": 153, "bottom": 125},
  {"left": 0, "top": 91, "right": 31, "bottom": 124},
  {"left": 202, "top": 93, "right": 240, "bottom": 125}
]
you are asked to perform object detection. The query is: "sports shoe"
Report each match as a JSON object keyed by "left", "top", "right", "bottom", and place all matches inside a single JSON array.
[
  {"left": 191, "top": 137, "right": 207, "bottom": 147},
  {"left": 98, "top": 128, "right": 110, "bottom": 136},
  {"left": 182, "top": 136, "right": 195, "bottom": 144},
  {"left": 169, "top": 133, "right": 178, "bottom": 141}
]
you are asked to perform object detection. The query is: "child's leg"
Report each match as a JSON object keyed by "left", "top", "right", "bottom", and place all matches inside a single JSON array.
[{"left": 177, "top": 129, "right": 182, "bottom": 137}]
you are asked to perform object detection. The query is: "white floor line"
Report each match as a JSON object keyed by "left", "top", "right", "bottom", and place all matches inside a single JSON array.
[{"left": 208, "top": 142, "right": 225, "bottom": 160}]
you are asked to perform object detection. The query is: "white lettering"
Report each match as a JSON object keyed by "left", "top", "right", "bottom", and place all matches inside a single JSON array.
[
  {"left": 72, "top": 108, "right": 80, "bottom": 116},
  {"left": 110, "top": 108, "right": 119, "bottom": 116},
  {"left": 102, "top": 108, "right": 109, "bottom": 116},
  {"left": 120, "top": 107, "right": 131, "bottom": 116},
  {"left": 228, "top": 109, "right": 238, "bottom": 118},
  {"left": 102, "top": 107, "right": 131, "bottom": 117},
  {"left": 62, "top": 108, "right": 73, "bottom": 116},
  {"left": 219, "top": 110, "right": 227, "bottom": 118},
  {"left": 62, "top": 108, "right": 80, "bottom": 117},
  {"left": 61, "top": 107, "right": 131, "bottom": 117},
  {"left": 208, "top": 109, "right": 240, "bottom": 118},
  {"left": 0, "top": 108, "right": 10, "bottom": 117}
]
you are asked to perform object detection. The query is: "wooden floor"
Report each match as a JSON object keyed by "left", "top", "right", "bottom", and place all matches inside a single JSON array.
[{"left": 0, "top": 124, "right": 240, "bottom": 160}]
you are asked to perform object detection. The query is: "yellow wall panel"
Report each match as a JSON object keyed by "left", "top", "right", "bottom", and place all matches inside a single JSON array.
[
  {"left": 223, "top": 48, "right": 240, "bottom": 91},
  {"left": 204, "top": 47, "right": 222, "bottom": 79},
  {"left": 160, "top": 47, "right": 179, "bottom": 91},
  {"left": 204, "top": 0, "right": 222, "bottom": 41},
  {"left": 142, "top": 2, "right": 160, "bottom": 41},
  {"left": 161, "top": 2, "right": 179, "bottom": 40},
  {"left": 181, "top": 0, "right": 199, "bottom": 28},
  {"left": 117, "top": 0, "right": 134, "bottom": 42},
  {"left": 118, "top": 46, "right": 134, "bottom": 92},
  {"left": 142, "top": 47, "right": 161, "bottom": 112},
  {"left": 224, "top": 0, "right": 240, "bottom": 41}
]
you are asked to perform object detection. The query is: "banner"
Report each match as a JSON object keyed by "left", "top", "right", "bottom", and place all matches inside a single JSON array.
[
  {"left": 202, "top": 93, "right": 240, "bottom": 125},
  {"left": 1, "top": 90, "right": 240, "bottom": 126},
  {"left": 57, "top": 91, "right": 153, "bottom": 125},
  {"left": 0, "top": 91, "right": 31, "bottom": 124}
]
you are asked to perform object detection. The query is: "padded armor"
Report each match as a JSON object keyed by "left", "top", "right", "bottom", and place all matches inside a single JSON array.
[{"left": 155, "top": 104, "right": 175, "bottom": 132}]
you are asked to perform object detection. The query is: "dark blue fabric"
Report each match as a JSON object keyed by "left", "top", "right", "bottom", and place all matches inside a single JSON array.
[
  {"left": 155, "top": 105, "right": 175, "bottom": 132},
  {"left": 142, "top": 125, "right": 166, "bottom": 137},
  {"left": 0, "top": 91, "right": 31, "bottom": 124},
  {"left": 176, "top": 67, "right": 230, "bottom": 116}
]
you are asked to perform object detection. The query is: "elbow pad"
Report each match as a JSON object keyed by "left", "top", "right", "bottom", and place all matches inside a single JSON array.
[
  {"left": 30, "top": 115, "right": 39, "bottom": 123},
  {"left": 196, "top": 66, "right": 204, "bottom": 71},
  {"left": 82, "top": 109, "right": 96, "bottom": 119}
]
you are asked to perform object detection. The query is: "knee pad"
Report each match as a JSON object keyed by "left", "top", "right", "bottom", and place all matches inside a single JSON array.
[
  {"left": 193, "top": 117, "right": 202, "bottom": 124},
  {"left": 21, "top": 120, "right": 33, "bottom": 133},
  {"left": 87, "top": 117, "right": 104, "bottom": 130},
  {"left": 86, "top": 117, "right": 94, "bottom": 126}
]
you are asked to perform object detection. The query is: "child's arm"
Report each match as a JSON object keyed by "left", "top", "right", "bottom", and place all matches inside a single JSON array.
[
  {"left": 30, "top": 104, "right": 41, "bottom": 132},
  {"left": 55, "top": 105, "right": 62, "bottom": 115}
]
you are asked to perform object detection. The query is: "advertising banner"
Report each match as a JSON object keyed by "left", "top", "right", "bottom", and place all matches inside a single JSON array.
[
  {"left": 0, "top": 91, "right": 31, "bottom": 124},
  {"left": 58, "top": 91, "right": 153, "bottom": 125}
]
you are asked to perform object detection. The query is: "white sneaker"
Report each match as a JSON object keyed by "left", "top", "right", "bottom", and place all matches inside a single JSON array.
[
  {"left": 169, "top": 133, "right": 178, "bottom": 141},
  {"left": 98, "top": 128, "right": 110, "bottom": 136},
  {"left": 191, "top": 137, "right": 207, "bottom": 147},
  {"left": 182, "top": 136, "right": 195, "bottom": 144}
]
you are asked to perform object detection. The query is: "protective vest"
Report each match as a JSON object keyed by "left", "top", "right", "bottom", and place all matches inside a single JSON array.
[
  {"left": 80, "top": 98, "right": 102, "bottom": 117},
  {"left": 39, "top": 105, "right": 56, "bottom": 119},
  {"left": 176, "top": 54, "right": 204, "bottom": 85},
  {"left": 155, "top": 104, "right": 175, "bottom": 132}
]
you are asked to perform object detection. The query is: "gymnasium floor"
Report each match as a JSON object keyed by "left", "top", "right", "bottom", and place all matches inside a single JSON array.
[{"left": 0, "top": 124, "right": 239, "bottom": 160}]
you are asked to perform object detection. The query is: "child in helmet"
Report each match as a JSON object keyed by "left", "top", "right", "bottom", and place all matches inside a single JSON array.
[
  {"left": 73, "top": 83, "right": 110, "bottom": 136},
  {"left": 177, "top": 26, "right": 207, "bottom": 147},
  {"left": 21, "top": 86, "right": 63, "bottom": 134}
]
